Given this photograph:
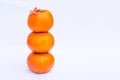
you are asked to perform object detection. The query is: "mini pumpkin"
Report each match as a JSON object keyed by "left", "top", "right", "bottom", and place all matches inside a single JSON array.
[
  {"left": 27, "top": 7, "right": 54, "bottom": 32},
  {"left": 27, "top": 32, "right": 54, "bottom": 53},
  {"left": 27, "top": 52, "right": 55, "bottom": 74}
]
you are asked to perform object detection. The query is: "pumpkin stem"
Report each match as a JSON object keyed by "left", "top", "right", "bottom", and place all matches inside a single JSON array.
[{"left": 30, "top": 7, "right": 40, "bottom": 15}]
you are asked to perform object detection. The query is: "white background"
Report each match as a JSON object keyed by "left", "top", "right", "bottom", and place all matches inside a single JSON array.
[{"left": 0, "top": 0, "right": 120, "bottom": 80}]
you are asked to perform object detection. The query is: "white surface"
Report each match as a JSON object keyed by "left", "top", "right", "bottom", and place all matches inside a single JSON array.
[{"left": 0, "top": 0, "right": 120, "bottom": 80}]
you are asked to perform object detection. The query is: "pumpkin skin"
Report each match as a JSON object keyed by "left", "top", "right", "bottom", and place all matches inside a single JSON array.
[
  {"left": 27, "top": 7, "right": 54, "bottom": 32},
  {"left": 27, "top": 52, "right": 55, "bottom": 74}
]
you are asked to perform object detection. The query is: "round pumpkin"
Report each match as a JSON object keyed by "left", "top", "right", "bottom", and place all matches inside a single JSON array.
[
  {"left": 27, "top": 32, "right": 54, "bottom": 53},
  {"left": 27, "top": 52, "right": 55, "bottom": 74},
  {"left": 27, "top": 7, "right": 54, "bottom": 32}
]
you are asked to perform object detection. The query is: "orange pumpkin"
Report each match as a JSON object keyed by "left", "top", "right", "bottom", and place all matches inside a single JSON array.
[
  {"left": 27, "top": 32, "right": 54, "bottom": 53},
  {"left": 27, "top": 7, "right": 54, "bottom": 32},
  {"left": 27, "top": 52, "right": 55, "bottom": 74}
]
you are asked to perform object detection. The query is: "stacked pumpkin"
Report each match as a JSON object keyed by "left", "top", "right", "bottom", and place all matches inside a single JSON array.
[{"left": 26, "top": 7, "right": 55, "bottom": 74}]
